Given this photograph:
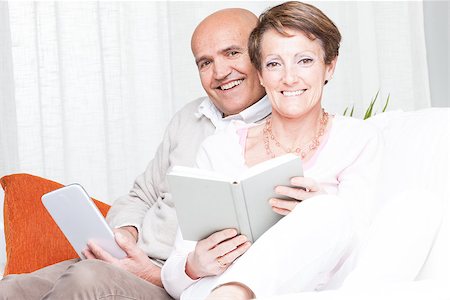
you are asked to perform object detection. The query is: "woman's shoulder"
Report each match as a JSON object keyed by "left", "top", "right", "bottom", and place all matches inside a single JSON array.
[
  {"left": 319, "top": 115, "right": 383, "bottom": 165},
  {"left": 328, "top": 115, "right": 382, "bottom": 153}
]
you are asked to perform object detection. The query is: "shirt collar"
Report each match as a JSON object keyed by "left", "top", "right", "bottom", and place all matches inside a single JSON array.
[{"left": 195, "top": 95, "right": 271, "bottom": 130}]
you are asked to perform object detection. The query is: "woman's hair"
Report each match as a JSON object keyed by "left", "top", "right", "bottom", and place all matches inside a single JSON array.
[{"left": 249, "top": 1, "right": 341, "bottom": 71}]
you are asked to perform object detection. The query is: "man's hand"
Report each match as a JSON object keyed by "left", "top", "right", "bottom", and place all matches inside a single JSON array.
[
  {"left": 117, "top": 225, "right": 139, "bottom": 242},
  {"left": 83, "top": 228, "right": 163, "bottom": 287},
  {"left": 185, "top": 229, "right": 251, "bottom": 280},
  {"left": 270, "top": 176, "right": 326, "bottom": 215}
]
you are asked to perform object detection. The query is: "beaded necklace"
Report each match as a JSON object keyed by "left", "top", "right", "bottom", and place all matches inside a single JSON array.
[{"left": 263, "top": 109, "right": 329, "bottom": 159}]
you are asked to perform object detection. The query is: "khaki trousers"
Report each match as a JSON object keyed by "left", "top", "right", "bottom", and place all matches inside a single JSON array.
[{"left": 0, "top": 259, "right": 173, "bottom": 300}]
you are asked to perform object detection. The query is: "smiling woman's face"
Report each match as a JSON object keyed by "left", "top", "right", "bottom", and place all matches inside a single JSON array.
[{"left": 258, "top": 28, "right": 336, "bottom": 119}]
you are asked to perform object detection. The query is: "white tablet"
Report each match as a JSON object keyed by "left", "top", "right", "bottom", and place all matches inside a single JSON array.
[{"left": 41, "top": 184, "right": 127, "bottom": 259}]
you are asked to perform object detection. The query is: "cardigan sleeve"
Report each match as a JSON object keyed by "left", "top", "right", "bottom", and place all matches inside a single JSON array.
[
  {"left": 161, "top": 229, "right": 198, "bottom": 299},
  {"left": 106, "top": 99, "right": 211, "bottom": 262}
]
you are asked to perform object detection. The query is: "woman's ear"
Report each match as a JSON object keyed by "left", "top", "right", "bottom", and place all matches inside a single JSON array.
[
  {"left": 258, "top": 72, "right": 264, "bottom": 87},
  {"left": 325, "top": 57, "right": 338, "bottom": 83}
]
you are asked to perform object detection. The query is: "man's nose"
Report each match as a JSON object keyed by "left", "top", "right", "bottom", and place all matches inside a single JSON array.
[{"left": 212, "top": 59, "right": 232, "bottom": 80}]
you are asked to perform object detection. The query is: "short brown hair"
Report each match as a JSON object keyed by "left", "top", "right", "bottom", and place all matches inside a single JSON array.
[{"left": 249, "top": 1, "right": 341, "bottom": 71}]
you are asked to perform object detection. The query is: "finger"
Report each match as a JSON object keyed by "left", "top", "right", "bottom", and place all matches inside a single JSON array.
[
  {"left": 204, "top": 228, "right": 238, "bottom": 250},
  {"left": 220, "top": 241, "right": 252, "bottom": 265},
  {"left": 275, "top": 185, "right": 310, "bottom": 201},
  {"left": 83, "top": 248, "right": 96, "bottom": 259},
  {"left": 272, "top": 206, "right": 291, "bottom": 216},
  {"left": 269, "top": 198, "right": 299, "bottom": 212},
  {"left": 212, "top": 234, "right": 248, "bottom": 257},
  {"left": 87, "top": 240, "right": 117, "bottom": 263},
  {"left": 290, "top": 177, "right": 318, "bottom": 192}
]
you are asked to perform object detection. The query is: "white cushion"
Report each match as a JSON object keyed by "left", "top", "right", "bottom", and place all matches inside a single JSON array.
[
  {"left": 341, "top": 189, "right": 443, "bottom": 288},
  {"left": 366, "top": 108, "right": 450, "bottom": 281}
]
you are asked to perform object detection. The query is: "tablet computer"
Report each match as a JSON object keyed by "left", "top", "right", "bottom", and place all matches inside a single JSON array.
[{"left": 41, "top": 184, "right": 127, "bottom": 259}]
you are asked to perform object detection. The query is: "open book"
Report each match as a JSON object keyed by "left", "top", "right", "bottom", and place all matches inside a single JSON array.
[{"left": 166, "top": 153, "right": 303, "bottom": 242}]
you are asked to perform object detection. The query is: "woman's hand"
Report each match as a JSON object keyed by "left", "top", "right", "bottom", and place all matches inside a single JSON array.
[
  {"left": 270, "top": 176, "right": 326, "bottom": 215},
  {"left": 185, "top": 229, "right": 251, "bottom": 279}
]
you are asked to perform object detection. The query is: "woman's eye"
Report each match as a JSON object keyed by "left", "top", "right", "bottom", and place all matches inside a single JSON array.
[
  {"left": 299, "top": 58, "right": 313, "bottom": 65},
  {"left": 266, "top": 62, "right": 280, "bottom": 69}
]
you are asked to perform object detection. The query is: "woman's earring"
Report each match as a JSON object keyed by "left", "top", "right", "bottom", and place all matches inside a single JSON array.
[
  {"left": 260, "top": 81, "right": 264, "bottom": 87},
  {"left": 324, "top": 80, "right": 329, "bottom": 85}
]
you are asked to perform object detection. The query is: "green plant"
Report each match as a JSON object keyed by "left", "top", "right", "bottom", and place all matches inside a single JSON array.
[{"left": 343, "top": 90, "right": 390, "bottom": 119}]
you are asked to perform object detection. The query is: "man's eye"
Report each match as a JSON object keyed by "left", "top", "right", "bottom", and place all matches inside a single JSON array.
[
  {"left": 228, "top": 51, "right": 240, "bottom": 57},
  {"left": 199, "top": 61, "right": 211, "bottom": 70}
]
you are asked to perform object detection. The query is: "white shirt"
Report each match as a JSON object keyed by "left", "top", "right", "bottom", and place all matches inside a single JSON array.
[
  {"left": 162, "top": 115, "right": 383, "bottom": 299},
  {"left": 195, "top": 95, "right": 271, "bottom": 130}
]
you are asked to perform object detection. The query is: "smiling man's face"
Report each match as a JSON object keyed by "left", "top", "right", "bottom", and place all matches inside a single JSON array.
[{"left": 191, "top": 9, "right": 265, "bottom": 116}]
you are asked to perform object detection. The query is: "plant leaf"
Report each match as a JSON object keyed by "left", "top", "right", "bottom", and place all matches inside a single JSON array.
[
  {"left": 364, "top": 90, "right": 379, "bottom": 119},
  {"left": 382, "top": 94, "right": 390, "bottom": 112}
]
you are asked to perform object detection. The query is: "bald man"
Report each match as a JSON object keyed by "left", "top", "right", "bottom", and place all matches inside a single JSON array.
[{"left": 0, "top": 8, "right": 268, "bottom": 299}]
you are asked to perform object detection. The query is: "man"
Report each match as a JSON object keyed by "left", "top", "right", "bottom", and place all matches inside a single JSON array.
[{"left": 0, "top": 8, "right": 268, "bottom": 299}]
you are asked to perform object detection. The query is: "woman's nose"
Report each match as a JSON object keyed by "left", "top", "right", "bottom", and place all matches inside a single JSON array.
[{"left": 282, "top": 66, "right": 299, "bottom": 85}]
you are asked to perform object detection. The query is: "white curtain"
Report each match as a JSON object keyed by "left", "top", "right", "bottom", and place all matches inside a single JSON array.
[{"left": 0, "top": 1, "right": 431, "bottom": 203}]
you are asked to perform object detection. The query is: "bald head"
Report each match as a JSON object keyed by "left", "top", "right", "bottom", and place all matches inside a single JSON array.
[
  {"left": 191, "top": 8, "right": 258, "bottom": 55},
  {"left": 190, "top": 8, "right": 265, "bottom": 116}
]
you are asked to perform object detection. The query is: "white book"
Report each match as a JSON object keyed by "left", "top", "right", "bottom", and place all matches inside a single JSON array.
[{"left": 167, "top": 153, "right": 303, "bottom": 242}]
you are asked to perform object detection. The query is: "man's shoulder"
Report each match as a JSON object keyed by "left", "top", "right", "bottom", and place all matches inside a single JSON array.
[
  {"left": 166, "top": 96, "right": 211, "bottom": 131},
  {"left": 174, "top": 96, "right": 208, "bottom": 117}
]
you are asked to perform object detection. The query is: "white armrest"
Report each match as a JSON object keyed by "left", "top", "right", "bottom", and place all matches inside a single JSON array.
[{"left": 257, "top": 279, "right": 449, "bottom": 300}]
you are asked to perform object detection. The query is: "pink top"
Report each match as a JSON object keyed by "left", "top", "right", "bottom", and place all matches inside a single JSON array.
[
  {"left": 162, "top": 115, "right": 383, "bottom": 299},
  {"left": 235, "top": 123, "right": 331, "bottom": 171}
]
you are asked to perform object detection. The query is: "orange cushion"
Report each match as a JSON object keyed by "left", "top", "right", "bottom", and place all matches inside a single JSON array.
[{"left": 0, "top": 173, "right": 111, "bottom": 275}]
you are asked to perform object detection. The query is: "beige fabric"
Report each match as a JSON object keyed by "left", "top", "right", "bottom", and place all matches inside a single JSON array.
[
  {"left": 106, "top": 97, "right": 216, "bottom": 265},
  {"left": 0, "top": 259, "right": 172, "bottom": 300}
]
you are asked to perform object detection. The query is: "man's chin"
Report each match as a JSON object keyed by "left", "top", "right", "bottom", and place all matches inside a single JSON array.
[
  {"left": 221, "top": 103, "right": 251, "bottom": 117},
  {"left": 209, "top": 93, "right": 254, "bottom": 116}
]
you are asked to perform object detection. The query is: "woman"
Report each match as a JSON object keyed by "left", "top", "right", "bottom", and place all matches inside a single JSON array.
[{"left": 162, "top": 2, "right": 383, "bottom": 299}]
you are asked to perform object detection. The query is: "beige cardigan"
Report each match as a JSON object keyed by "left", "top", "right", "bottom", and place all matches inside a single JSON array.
[
  {"left": 106, "top": 96, "right": 270, "bottom": 266},
  {"left": 106, "top": 97, "right": 214, "bottom": 266}
]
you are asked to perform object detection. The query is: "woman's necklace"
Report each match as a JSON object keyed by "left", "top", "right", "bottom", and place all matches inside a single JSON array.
[{"left": 263, "top": 109, "right": 329, "bottom": 159}]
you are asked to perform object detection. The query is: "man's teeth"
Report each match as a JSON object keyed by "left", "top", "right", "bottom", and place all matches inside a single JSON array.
[
  {"left": 220, "top": 80, "right": 243, "bottom": 90},
  {"left": 282, "top": 90, "right": 305, "bottom": 97}
]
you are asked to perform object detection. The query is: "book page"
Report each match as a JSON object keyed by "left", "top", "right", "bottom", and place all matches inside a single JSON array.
[
  {"left": 239, "top": 153, "right": 301, "bottom": 181},
  {"left": 239, "top": 154, "right": 303, "bottom": 241}
]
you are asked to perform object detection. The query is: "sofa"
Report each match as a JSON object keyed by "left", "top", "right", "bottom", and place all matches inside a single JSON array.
[
  {"left": 1, "top": 108, "right": 449, "bottom": 298},
  {"left": 267, "top": 107, "right": 449, "bottom": 299}
]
